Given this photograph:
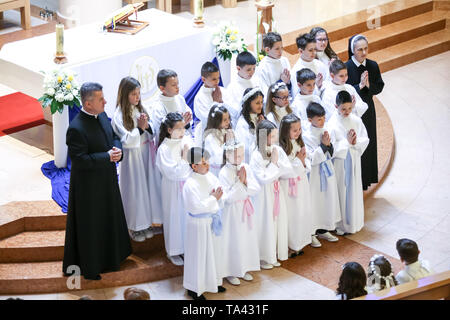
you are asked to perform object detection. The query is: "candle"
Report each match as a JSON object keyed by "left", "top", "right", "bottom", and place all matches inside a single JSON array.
[
  {"left": 56, "top": 24, "right": 64, "bottom": 55},
  {"left": 194, "top": 0, "right": 203, "bottom": 20}
]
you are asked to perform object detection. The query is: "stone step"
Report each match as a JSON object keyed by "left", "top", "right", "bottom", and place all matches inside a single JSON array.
[
  {"left": 0, "top": 228, "right": 166, "bottom": 263},
  {"left": 372, "top": 28, "right": 450, "bottom": 72},
  {"left": 332, "top": 10, "right": 449, "bottom": 62},
  {"left": 283, "top": 0, "right": 434, "bottom": 55},
  {"left": 0, "top": 250, "right": 183, "bottom": 295}
]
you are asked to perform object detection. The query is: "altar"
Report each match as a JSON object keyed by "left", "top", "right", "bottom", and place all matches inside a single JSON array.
[{"left": 0, "top": 8, "right": 215, "bottom": 119}]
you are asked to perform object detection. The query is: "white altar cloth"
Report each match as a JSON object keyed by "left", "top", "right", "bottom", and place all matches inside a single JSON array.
[{"left": 0, "top": 9, "right": 214, "bottom": 118}]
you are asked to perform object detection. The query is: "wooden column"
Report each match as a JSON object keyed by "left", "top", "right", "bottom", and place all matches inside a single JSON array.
[
  {"left": 20, "top": 0, "right": 31, "bottom": 30},
  {"left": 255, "top": 2, "right": 274, "bottom": 34},
  {"left": 222, "top": 0, "right": 237, "bottom": 8}
]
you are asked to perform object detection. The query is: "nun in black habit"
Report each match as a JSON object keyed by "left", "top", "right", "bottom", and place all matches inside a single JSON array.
[{"left": 345, "top": 34, "right": 385, "bottom": 190}]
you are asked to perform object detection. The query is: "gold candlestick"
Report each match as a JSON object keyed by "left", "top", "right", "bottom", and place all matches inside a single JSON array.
[
  {"left": 54, "top": 23, "right": 67, "bottom": 64},
  {"left": 193, "top": 0, "right": 204, "bottom": 28}
]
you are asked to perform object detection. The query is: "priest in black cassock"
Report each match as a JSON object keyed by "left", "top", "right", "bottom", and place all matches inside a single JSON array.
[
  {"left": 345, "top": 34, "right": 385, "bottom": 190},
  {"left": 62, "top": 82, "right": 132, "bottom": 280}
]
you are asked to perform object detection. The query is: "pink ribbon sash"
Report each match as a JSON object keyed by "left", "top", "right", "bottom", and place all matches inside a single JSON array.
[
  {"left": 288, "top": 176, "right": 301, "bottom": 197},
  {"left": 241, "top": 197, "right": 254, "bottom": 229},
  {"left": 179, "top": 180, "right": 185, "bottom": 190},
  {"left": 143, "top": 138, "right": 157, "bottom": 168},
  {"left": 273, "top": 180, "right": 280, "bottom": 219}
]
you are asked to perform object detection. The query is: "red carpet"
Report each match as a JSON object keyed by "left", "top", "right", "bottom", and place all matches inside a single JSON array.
[{"left": 0, "top": 92, "right": 45, "bottom": 136}]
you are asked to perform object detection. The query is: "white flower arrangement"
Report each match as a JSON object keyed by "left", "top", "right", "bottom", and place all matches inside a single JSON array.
[
  {"left": 212, "top": 21, "right": 247, "bottom": 61},
  {"left": 38, "top": 68, "right": 81, "bottom": 114}
]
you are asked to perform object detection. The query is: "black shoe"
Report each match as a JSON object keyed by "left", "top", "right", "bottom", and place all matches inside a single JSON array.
[
  {"left": 289, "top": 252, "right": 298, "bottom": 258},
  {"left": 217, "top": 286, "right": 226, "bottom": 293},
  {"left": 297, "top": 250, "right": 305, "bottom": 256},
  {"left": 187, "top": 290, "right": 206, "bottom": 300},
  {"left": 84, "top": 274, "right": 101, "bottom": 281}
]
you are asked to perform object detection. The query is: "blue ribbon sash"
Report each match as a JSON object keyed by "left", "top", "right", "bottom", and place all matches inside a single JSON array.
[{"left": 188, "top": 211, "right": 223, "bottom": 236}]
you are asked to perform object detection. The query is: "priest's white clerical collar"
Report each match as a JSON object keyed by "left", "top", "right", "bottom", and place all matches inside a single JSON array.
[
  {"left": 81, "top": 108, "right": 98, "bottom": 119},
  {"left": 351, "top": 55, "right": 366, "bottom": 67}
]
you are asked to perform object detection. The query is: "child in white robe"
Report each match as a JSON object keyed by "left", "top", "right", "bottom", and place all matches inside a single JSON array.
[
  {"left": 194, "top": 62, "right": 230, "bottom": 147},
  {"left": 321, "top": 60, "right": 368, "bottom": 121},
  {"left": 291, "top": 33, "right": 330, "bottom": 99},
  {"left": 226, "top": 51, "right": 259, "bottom": 127},
  {"left": 182, "top": 147, "right": 226, "bottom": 300},
  {"left": 155, "top": 112, "right": 193, "bottom": 266},
  {"left": 310, "top": 27, "right": 338, "bottom": 67},
  {"left": 150, "top": 69, "right": 193, "bottom": 140},
  {"left": 328, "top": 91, "right": 369, "bottom": 235},
  {"left": 279, "top": 114, "right": 314, "bottom": 257},
  {"left": 219, "top": 141, "right": 261, "bottom": 286},
  {"left": 250, "top": 120, "right": 292, "bottom": 269},
  {"left": 234, "top": 87, "right": 265, "bottom": 163},
  {"left": 256, "top": 32, "right": 291, "bottom": 99},
  {"left": 203, "top": 103, "right": 234, "bottom": 177},
  {"left": 265, "top": 82, "right": 293, "bottom": 128},
  {"left": 111, "top": 76, "right": 156, "bottom": 242},
  {"left": 303, "top": 102, "right": 341, "bottom": 248},
  {"left": 291, "top": 68, "right": 322, "bottom": 128}
]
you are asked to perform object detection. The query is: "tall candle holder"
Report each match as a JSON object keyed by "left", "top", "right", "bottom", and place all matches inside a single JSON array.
[
  {"left": 193, "top": 0, "right": 205, "bottom": 28},
  {"left": 54, "top": 23, "right": 67, "bottom": 64}
]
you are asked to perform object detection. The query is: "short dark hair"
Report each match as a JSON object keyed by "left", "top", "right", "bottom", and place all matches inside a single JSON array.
[
  {"left": 80, "top": 82, "right": 103, "bottom": 105},
  {"left": 263, "top": 32, "right": 282, "bottom": 49},
  {"left": 396, "top": 238, "right": 419, "bottom": 264},
  {"left": 187, "top": 147, "right": 211, "bottom": 168},
  {"left": 157, "top": 69, "right": 178, "bottom": 87},
  {"left": 296, "top": 33, "right": 315, "bottom": 50},
  {"left": 336, "top": 90, "right": 352, "bottom": 106},
  {"left": 236, "top": 51, "right": 256, "bottom": 67},
  {"left": 201, "top": 62, "right": 219, "bottom": 78},
  {"left": 306, "top": 102, "right": 325, "bottom": 118},
  {"left": 296, "top": 68, "right": 316, "bottom": 84},
  {"left": 329, "top": 59, "right": 347, "bottom": 75}
]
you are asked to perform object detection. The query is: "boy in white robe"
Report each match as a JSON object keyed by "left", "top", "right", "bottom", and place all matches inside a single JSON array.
[
  {"left": 150, "top": 69, "right": 193, "bottom": 140},
  {"left": 303, "top": 102, "right": 341, "bottom": 248},
  {"left": 250, "top": 120, "right": 292, "bottom": 269},
  {"left": 291, "top": 68, "right": 322, "bottom": 128},
  {"left": 396, "top": 238, "right": 434, "bottom": 284},
  {"left": 255, "top": 32, "right": 291, "bottom": 99},
  {"left": 226, "top": 51, "right": 259, "bottom": 127},
  {"left": 291, "top": 33, "right": 330, "bottom": 99},
  {"left": 321, "top": 60, "right": 368, "bottom": 121},
  {"left": 156, "top": 112, "right": 194, "bottom": 266},
  {"left": 194, "top": 62, "right": 230, "bottom": 147},
  {"left": 182, "top": 147, "right": 227, "bottom": 300},
  {"left": 219, "top": 141, "right": 261, "bottom": 286},
  {"left": 328, "top": 91, "right": 369, "bottom": 235}
]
